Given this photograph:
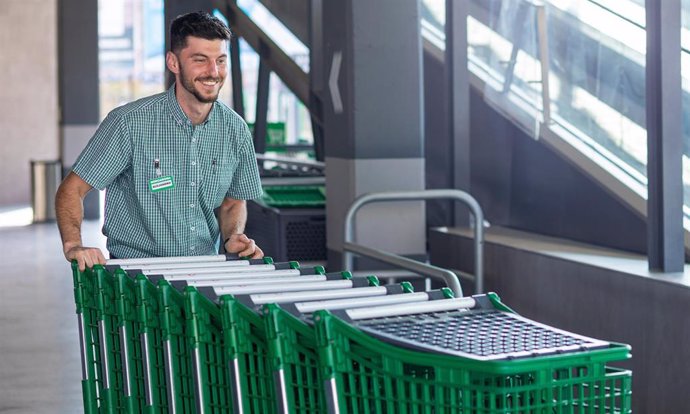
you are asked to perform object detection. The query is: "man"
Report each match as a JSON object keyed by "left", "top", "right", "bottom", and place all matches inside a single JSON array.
[{"left": 56, "top": 11, "right": 264, "bottom": 271}]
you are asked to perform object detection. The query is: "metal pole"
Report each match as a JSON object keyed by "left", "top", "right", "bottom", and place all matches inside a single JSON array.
[
  {"left": 230, "top": 34, "right": 245, "bottom": 118},
  {"left": 343, "top": 190, "right": 484, "bottom": 295},
  {"left": 254, "top": 48, "right": 271, "bottom": 157}
]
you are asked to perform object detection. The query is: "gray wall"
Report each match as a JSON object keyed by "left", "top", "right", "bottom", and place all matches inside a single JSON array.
[{"left": 0, "top": 0, "right": 59, "bottom": 206}]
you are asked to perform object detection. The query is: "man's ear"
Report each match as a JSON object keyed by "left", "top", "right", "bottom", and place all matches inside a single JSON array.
[{"left": 166, "top": 51, "right": 180, "bottom": 74}]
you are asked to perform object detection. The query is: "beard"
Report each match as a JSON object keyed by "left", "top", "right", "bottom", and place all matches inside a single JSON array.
[{"left": 179, "top": 64, "right": 224, "bottom": 104}]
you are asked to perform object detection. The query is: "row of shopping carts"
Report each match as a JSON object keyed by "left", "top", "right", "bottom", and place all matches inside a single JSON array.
[{"left": 71, "top": 254, "right": 632, "bottom": 413}]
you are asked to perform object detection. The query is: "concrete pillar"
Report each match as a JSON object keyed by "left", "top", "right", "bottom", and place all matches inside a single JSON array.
[
  {"left": 58, "top": 0, "right": 100, "bottom": 218},
  {"left": 321, "top": 0, "right": 426, "bottom": 269}
]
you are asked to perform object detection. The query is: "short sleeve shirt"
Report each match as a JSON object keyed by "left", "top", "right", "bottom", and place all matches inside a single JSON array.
[{"left": 72, "top": 85, "right": 263, "bottom": 258}]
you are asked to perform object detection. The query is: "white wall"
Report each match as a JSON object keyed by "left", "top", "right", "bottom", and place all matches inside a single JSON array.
[{"left": 0, "top": 0, "right": 59, "bottom": 206}]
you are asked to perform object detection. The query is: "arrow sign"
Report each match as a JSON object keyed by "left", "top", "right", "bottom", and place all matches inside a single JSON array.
[{"left": 329, "top": 51, "right": 343, "bottom": 114}]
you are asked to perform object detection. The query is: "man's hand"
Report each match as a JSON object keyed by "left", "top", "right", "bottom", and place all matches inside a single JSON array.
[
  {"left": 64, "top": 242, "right": 107, "bottom": 271},
  {"left": 224, "top": 234, "right": 264, "bottom": 259}
]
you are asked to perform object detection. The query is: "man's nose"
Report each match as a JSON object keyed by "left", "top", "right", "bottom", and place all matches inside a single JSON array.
[{"left": 207, "top": 61, "right": 219, "bottom": 77}]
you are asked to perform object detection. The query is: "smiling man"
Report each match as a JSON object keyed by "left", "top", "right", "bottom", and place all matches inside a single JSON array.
[{"left": 56, "top": 11, "right": 264, "bottom": 270}]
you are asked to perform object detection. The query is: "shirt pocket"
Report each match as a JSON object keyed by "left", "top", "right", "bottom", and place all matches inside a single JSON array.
[{"left": 201, "top": 157, "right": 238, "bottom": 207}]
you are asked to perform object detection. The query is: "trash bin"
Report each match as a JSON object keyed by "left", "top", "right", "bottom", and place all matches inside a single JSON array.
[{"left": 31, "top": 160, "right": 62, "bottom": 222}]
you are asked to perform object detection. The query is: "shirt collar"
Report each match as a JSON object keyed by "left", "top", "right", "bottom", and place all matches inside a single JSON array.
[{"left": 166, "top": 84, "right": 217, "bottom": 126}]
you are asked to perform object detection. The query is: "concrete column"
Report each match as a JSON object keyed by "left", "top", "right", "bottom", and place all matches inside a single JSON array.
[
  {"left": 58, "top": 0, "right": 100, "bottom": 218},
  {"left": 646, "top": 0, "right": 684, "bottom": 271},
  {"left": 322, "top": 0, "right": 426, "bottom": 269}
]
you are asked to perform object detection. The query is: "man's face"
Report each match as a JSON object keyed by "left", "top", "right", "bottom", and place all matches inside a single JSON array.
[{"left": 171, "top": 36, "right": 228, "bottom": 103}]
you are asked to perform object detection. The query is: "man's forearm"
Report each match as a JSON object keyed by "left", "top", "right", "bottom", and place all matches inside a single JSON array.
[
  {"left": 55, "top": 182, "right": 85, "bottom": 252},
  {"left": 218, "top": 199, "right": 247, "bottom": 242}
]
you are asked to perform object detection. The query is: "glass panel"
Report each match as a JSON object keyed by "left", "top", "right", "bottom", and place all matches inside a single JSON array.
[
  {"left": 237, "top": 0, "right": 309, "bottom": 71},
  {"left": 229, "top": 38, "right": 313, "bottom": 152},
  {"left": 465, "top": 0, "right": 647, "bottom": 184},
  {"left": 421, "top": 0, "right": 445, "bottom": 33},
  {"left": 223, "top": 2, "right": 313, "bottom": 156},
  {"left": 98, "top": 0, "right": 165, "bottom": 118},
  {"left": 547, "top": 0, "right": 647, "bottom": 182}
]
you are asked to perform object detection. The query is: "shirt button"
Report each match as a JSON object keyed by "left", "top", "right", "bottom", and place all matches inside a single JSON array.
[
  {"left": 190, "top": 226, "right": 195, "bottom": 231},
  {"left": 189, "top": 203, "right": 195, "bottom": 208},
  {"left": 190, "top": 182, "right": 196, "bottom": 187},
  {"left": 191, "top": 161, "right": 196, "bottom": 166}
]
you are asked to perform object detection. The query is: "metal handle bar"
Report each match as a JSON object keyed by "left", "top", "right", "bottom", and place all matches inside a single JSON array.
[
  {"left": 117, "top": 260, "right": 258, "bottom": 271},
  {"left": 250, "top": 285, "right": 388, "bottom": 304},
  {"left": 213, "top": 279, "right": 356, "bottom": 295},
  {"left": 296, "top": 291, "right": 435, "bottom": 313},
  {"left": 107, "top": 254, "right": 228, "bottom": 266},
  {"left": 256, "top": 153, "right": 325, "bottom": 171},
  {"left": 190, "top": 274, "right": 325, "bottom": 288},
  {"left": 144, "top": 264, "right": 284, "bottom": 277},
  {"left": 343, "top": 189, "right": 484, "bottom": 295},
  {"left": 345, "top": 297, "right": 477, "bottom": 320}
]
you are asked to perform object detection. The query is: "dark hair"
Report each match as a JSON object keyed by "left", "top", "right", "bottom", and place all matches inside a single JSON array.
[{"left": 170, "top": 11, "right": 232, "bottom": 53}]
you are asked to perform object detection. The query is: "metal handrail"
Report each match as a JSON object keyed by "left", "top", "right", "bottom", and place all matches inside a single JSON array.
[
  {"left": 343, "top": 189, "right": 485, "bottom": 296},
  {"left": 256, "top": 153, "right": 326, "bottom": 171}
]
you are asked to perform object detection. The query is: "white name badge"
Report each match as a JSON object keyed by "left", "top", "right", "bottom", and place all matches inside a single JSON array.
[{"left": 149, "top": 176, "right": 176, "bottom": 192}]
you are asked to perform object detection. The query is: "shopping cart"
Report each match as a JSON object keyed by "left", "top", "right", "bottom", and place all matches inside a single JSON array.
[
  {"left": 313, "top": 292, "right": 633, "bottom": 414},
  {"left": 261, "top": 287, "right": 455, "bottom": 414},
  {"left": 186, "top": 274, "right": 380, "bottom": 413}
]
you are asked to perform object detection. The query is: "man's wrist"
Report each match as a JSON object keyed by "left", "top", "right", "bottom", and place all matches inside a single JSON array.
[
  {"left": 63, "top": 241, "right": 82, "bottom": 254},
  {"left": 223, "top": 233, "right": 242, "bottom": 244}
]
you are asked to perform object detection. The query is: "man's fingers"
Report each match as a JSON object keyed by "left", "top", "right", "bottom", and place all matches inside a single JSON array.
[
  {"left": 67, "top": 247, "right": 106, "bottom": 270},
  {"left": 238, "top": 238, "right": 256, "bottom": 258},
  {"left": 77, "top": 257, "right": 86, "bottom": 272},
  {"left": 251, "top": 245, "right": 264, "bottom": 259},
  {"left": 95, "top": 250, "right": 107, "bottom": 266}
]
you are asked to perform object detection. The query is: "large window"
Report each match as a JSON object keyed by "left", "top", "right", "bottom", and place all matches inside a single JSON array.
[
  {"left": 98, "top": 0, "right": 313, "bottom": 153},
  {"left": 98, "top": 0, "right": 165, "bottom": 118},
  {"left": 231, "top": 1, "right": 314, "bottom": 152},
  {"left": 422, "top": 0, "right": 655, "bottom": 213}
]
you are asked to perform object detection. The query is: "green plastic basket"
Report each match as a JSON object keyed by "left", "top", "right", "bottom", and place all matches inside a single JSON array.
[
  {"left": 263, "top": 303, "right": 326, "bottom": 414},
  {"left": 113, "top": 270, "right": 147, "bottom": 413},
  {"left": 134, "top": 274, "right": 169, "bottom": 413},
  {"left": 158, "top": 279, "right": 195, "bottom": 413},
  {"left": 72, "top": 263, "right": 104, "bottom": 414},
  {"left": 313, "top": 294, "right": 633, "bottom": 414},
  {"left": 261, "top": 186, "right": 326, "bottom": 208},
  {"left": 220, "top": 294, "right": 277, "bottom": 414},
  {"left": 93, "top": 266, "right": 128, "bottom": 413},
  {"left": 184, "top": 286, "right": 232, "bottom": 413}
]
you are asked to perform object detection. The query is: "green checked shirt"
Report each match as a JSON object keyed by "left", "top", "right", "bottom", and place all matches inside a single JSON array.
[{"left": 72, "top": 85, "right": 263, "bottom": 258}]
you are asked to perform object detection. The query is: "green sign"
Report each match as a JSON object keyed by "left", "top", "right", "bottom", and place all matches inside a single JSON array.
[{"left": 247, "top": 122, "right": 286, "bottom": 147}]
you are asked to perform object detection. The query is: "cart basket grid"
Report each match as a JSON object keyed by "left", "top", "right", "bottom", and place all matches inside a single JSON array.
[
  {"left": 220, "top": 295, "right": 277, "bottom": 414},
  {"left": 263, "top": 303, "right": 326, "bottom": 414},
  {"left": 72, "top": 264, "right": 105, "bottom": 414},
  {"left": 314, "top": 308, "right": 632, "bottom": 414}
]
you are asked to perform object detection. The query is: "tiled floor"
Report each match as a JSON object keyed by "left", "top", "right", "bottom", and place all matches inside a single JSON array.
[{"left": 0, "top": 219, "right": 106, "bottom": 413}]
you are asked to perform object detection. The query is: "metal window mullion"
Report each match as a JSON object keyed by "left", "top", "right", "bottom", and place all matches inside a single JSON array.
[
  {"left": 446, "top": 0, "right": 471, "bottom": 226},
  {"left": 230, "top": 34, "right": 245, "bottom": 118},
  {"left": 646, "top": 0, "right": 684, "bottom": 271},
  {"left": 254, "top": 45, "right": 271, "bottom": 158}
]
